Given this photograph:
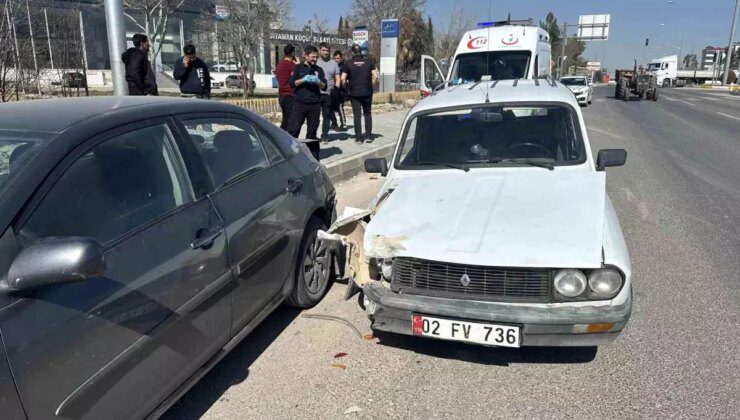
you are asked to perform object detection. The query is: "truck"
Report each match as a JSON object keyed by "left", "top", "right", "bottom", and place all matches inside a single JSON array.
[
  {"left": 647, "top": 55, "right": 721, "bottom": 87},
  {"left": 420, "top": 19, "right": 552, "bottom": 97},
  {"left": 615, "top": 60, "right": 659, "bottom": 101}
]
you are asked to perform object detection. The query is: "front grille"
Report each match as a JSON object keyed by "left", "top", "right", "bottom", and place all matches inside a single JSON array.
[{"left": 391, "top": 257, "right": 551, "bottom": 302}]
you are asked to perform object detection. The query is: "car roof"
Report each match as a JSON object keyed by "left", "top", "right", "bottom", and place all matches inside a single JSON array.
[
  {"left": 0, "top": 96, "right": 236, "bottom": 134},
  {"left": 413, "top": 79, "right": 579, "bottom": 114}
]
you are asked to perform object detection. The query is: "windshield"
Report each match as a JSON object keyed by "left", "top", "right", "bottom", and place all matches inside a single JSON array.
[
  {"left": 450, "top": 51, "right": 531, "bottom": 84},
  {"left": 561, "top": 78, "right": 586, "bottom": 86},
  {"left": 647, "top": 63, "right": 661, "bottom": 70},
  {"left": 396, "top": 104, "right": 585, "bottom": 170},
  {"left": 0, "top": 139, "right": 39, "bottom": 191}
]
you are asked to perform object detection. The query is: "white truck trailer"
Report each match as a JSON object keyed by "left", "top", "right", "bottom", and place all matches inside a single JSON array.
[{"left": 647, "top": 55, "right": 721, "bottom": 87}]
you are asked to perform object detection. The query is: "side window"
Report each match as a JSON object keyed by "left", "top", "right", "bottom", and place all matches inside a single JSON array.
[
  {"left": 181, "top": 118, "right": 270, "bottom": 188},
  {"left": 398, "top": 118, "right": 418, "bottom": 165},
  {"left": 20, "top": 123, "right": 193, "bottom": 245},
  {"left": 533, "top": 55, "right": 539, "bottom": 77},
  {"left": 257, "top": 129, "right": 285, "bottom": 165}
]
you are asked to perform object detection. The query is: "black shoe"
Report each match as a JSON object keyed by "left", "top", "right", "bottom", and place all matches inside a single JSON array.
[
  {"left": 365, "top": 134, "right": 375, "bottom": 144},
  {"left": 321, "top": 135, "right": 329, "bottom": 144},
  {"left": 330, "top": 124, "right": 339, "bottom": 131},
  {"left": 354, "top": 135, "right": 364, "bottom": 144}
]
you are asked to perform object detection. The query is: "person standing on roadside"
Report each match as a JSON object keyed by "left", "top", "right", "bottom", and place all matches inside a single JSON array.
[
  {"left": 316, "top": 42, "right": 341, "bottom": 143},
  {"left": 331, "top": 50, "right": 348, "bottom": 130},
  {"left": 342, "top": 44, "right": 378, "bottom": 143},
  {"left": 275, "top": 44, "right": 300, "bottom": 132},
  {"left": 288, "top": 45, "right": 326, "bottom": 160},
  {"left": 121, "top": 33, "right": 158, "bottom": 96},
  {"left": 173, "top": 44, "right": 211, "bottom": 99}
]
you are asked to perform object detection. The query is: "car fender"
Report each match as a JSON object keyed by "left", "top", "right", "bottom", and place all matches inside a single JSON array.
[
  {"left": 602, "top": 195, "right": 633, "bottom": 306},
  {"left": 0, "top": 328, "right": 26, "bottom": 420}
]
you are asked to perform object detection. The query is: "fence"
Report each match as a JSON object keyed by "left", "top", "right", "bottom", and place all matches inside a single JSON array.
[{"left": 226, "top": 91, "right": 419, "bottom": 114}]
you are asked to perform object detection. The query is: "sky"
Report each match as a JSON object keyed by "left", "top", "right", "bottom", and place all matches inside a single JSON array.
[{"left": 291, "top": 0, "right": 739, "bottom": 71}]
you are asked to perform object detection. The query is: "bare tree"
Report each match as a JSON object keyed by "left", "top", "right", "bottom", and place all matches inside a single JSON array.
[
  {"left": 434, "top": 2, "right": 472, "bottom": 62},
  {"left": 123, "top": 0, "right": 186, "bottom": 70},
  {"left": 195, "top": 0, "right": 291, "bottom": 98},
  {"left": 350, "top": 0, "right": 425, "bottom": 60},
  {"left": 305, "top": 12, "right": 329, "bottom": 36}
]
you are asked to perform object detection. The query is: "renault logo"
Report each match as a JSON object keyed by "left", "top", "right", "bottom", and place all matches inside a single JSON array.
[{"left": 460, "top": 273, "right": 471, "bottom": 287}]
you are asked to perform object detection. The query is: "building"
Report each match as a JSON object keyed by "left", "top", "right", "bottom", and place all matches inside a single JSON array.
[{"left": 701, "top": 43, "right": 740, "bottom": 71}]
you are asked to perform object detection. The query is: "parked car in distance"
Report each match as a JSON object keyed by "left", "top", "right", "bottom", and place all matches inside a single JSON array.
[
  {"left": 212, "top": 61, "right": 239, "bottom": 72},
  {"left": 329, "top": 79, "right": 631, "bottom": 349},
  {"left": 62, "top": 71, "right": 87, "bottom": 88},
  {"left": 210, "top": 76, "right": 223, "bottom": 89},
  {"left": 560, "top": 75, "right": 594, "bottom": 106},
  {"left": 0, "top": 97, "right": 336, "bottom": 419},
  {"left": 225, "top": 74, "right": 257, "bottom": 90}
]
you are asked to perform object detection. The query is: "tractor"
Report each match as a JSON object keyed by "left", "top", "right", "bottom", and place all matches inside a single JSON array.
[{"left": 615, "top": 60, "right": 659, "bottom": 101}]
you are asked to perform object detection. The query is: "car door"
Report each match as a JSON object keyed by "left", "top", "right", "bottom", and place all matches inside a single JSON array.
[
  {"left": 0, "top": 120, "right": 232, "bottom": 419},
  {"left": 177, "top": 115, "right": 305, "bottom": 335},
  {"left": 420, "top": 54, "right": 446, "bottom": 97}
]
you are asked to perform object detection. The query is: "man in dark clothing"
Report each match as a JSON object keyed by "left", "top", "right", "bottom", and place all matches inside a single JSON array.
[
  {"left": 121, "top": 34, "right": 158, "bottom": 96},
  {"left": 288, "top": 45, "right": 326, "bottom": 160},
  {"left": 331, "top": 50, "right": 347, "bottom": 130},
  {"left": 342, "top": 44, "right": 378, "bottom": 143},
  {"left": 275, "top": 44, "right": 300, "bottom": 132},
  {"left": 173, "top": 44, "right": 211, "bottom": 98}
]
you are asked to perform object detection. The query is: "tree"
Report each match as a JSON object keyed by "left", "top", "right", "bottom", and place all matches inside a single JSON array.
[
  {"left": 434, "top": 2, "right": 472, "bottom": 62},
  {"left": 682, "top": 53, "right": 698, "bottom": 70},
  {"left": 540, "top": 11, "right": 585, "bottom": 75},
  {"left": 195, "top": 0, "right": 290, "bottom": 98},
  {"left": 306, "top": 12, "right": 329, "bottom": 36},
  {"left": 123, "top": 0, "right": 186, "bottom": 72},
  {"left": 397, "top": 9, "right": 430, "bottom": 76},
  {"left": 350, "top": 0, "right": 425, "bottom": 60},
  {"left": 337, "top": 15, "right": 344, "bottom": 33}
]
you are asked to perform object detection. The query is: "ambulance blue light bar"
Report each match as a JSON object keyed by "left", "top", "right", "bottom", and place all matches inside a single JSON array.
[{"left": 476, "top": 21, "right": 495, "bottom": 28}]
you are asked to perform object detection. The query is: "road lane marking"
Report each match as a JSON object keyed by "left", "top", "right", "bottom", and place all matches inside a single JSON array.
[
  {"left": 716, "top": 112, "right": 740, "bottom": 121},
  {"left": 663, "top": 96, "right": 696, "bottom": 106},
  {"left": 588, "top": 127, "right": 627, "bottom": 140}
]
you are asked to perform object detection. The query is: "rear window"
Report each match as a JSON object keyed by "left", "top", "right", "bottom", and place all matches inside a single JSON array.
[
  {"left": 396, "top": 104, "right": 585, "bottom": 170},
  {"left": 0, "top": 139, "right": 39, "bottom": 192},
  {"left": 450, "top": 51, "right": 531, "bottom": 83}
]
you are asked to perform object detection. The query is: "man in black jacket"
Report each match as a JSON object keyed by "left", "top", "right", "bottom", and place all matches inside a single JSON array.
[
  {"left": 121, "top": 34, "right": 158, "bottom": 96},
  {"left": 173, "top": 44, "right": 211, "bottom": 98},
  {"left": 288, "top": 45, "right": 326, "bottom": 160}
]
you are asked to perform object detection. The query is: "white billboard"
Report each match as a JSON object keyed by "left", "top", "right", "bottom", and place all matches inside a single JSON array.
[
  {"left": 577, "top": 14, "right": 610, "bottom": 41},
  {"left": 587, "top": 61, "right": 602, "bottom": 71}
]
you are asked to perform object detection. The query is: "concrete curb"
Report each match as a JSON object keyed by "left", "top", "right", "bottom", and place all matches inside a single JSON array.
[{"left": 324, "top": 142, "right": 396, "bottom": 184}]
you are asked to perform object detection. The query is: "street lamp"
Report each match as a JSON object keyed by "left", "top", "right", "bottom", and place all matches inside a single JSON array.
[{"left": 722, "top": 0, "right": 739, "bottom": 85}]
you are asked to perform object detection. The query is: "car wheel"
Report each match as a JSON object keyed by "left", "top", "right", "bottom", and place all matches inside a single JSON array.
[
  {"left": 286, "top": 216, "right": 332, "bottom": 308},
  {"left": 662, "top": 78, "right": 671, "bottom": 87}
]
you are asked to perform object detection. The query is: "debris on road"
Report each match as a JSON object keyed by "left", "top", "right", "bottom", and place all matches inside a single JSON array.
[{"left": 344, "top": 405, "right": 363, "bottom": 415}]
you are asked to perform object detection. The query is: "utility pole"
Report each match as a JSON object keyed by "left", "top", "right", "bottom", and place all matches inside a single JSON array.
[
  {"left": 558, "top": 22, "right": 568, "bottom": 79},
  {"left": 104, "top": 0, "right": 128, "bottom": 95},
  {"left": 44, "top": 8, "right": 54, "bottom": 69},
  {"left": 722, "top": 0, "right": 739, "bottom": 85}
]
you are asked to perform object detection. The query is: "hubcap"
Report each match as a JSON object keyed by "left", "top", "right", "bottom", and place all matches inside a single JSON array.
[{"left": 303, "top": 233, "right": 329, "bottom": 294}]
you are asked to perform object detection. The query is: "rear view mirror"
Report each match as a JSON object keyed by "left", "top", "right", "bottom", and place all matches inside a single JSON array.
[
  {"left": 596, "top": 149, "right": 627, "bottom": 171},
  {"left": 364, "top": 157, "right": 388, "bottom": 176},
  {"left": 6, "top": 237, "right": 105, "bottom": 291},
  {"left": 471, "top": 108, "right": 503, "bottom": 123}
]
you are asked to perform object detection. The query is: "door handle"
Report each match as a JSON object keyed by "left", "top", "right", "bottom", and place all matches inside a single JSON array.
[
  {"left": 191, "top": 227, "right": 222, "bottom": 250},
  {"left": 285, "top": 178, "right": 303, "bottom": 194}
]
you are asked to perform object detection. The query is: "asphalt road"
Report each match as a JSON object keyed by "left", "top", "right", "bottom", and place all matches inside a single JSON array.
[{"left": 164, "top": 85, "right": 740, "bottom": 419}]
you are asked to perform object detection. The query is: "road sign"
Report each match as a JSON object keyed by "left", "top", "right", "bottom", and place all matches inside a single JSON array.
[
  {"left": 577, "top": 14, "right": 610, "bottom": 41},
  {"left": 587, "top": 61, "right": 602, "bottom": 71},
  {"left": 381, "top": 19, "right": 399, "bottom": 38},
  {"left": 353, "top": 27, "right": 369, "bottom": 52}
]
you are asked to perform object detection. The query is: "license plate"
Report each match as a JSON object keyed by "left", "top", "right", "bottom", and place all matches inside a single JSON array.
[{"left": 412, "top": 314, "right": 521, "bottom": 348}]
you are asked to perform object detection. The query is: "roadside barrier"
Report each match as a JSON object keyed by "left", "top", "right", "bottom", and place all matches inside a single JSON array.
[{"left": 226, "top": 91, "right": 419, "bottom": 114}]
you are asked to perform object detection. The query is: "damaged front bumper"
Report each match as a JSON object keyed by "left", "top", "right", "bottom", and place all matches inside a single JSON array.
[{"left": 362, "top": 282, "right": 632, "bottom": 347}]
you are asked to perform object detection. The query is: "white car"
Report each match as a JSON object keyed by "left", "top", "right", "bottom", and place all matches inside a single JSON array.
[
  {"left": 328, "top": 79, "right": 631, "bottom": 348},
  {"left": 561, "top": 75, "right": 593, "bottom": 106}
]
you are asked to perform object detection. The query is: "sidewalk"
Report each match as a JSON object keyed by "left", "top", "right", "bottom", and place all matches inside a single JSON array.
[{"left": 294, "top": 107, "right": 410, "bottom": 183}]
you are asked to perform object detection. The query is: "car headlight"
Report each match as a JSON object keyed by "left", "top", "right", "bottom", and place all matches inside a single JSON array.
[
  {"left": 588, "top": 268, "right": 623, "bottom": 298},
  {"left": 378, "top": 258, "right": 394, "bottom": 280},
  {"left": 553, "top": 269, "right": 587, "bottom": 297}
]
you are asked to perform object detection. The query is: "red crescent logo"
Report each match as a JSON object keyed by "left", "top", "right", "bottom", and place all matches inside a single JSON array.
[
  {"left": 467, "top": 36, "right": 488, "bottom": 49},
  {"left": 502, "top": 35, "right": 519, "bottom": 45}
]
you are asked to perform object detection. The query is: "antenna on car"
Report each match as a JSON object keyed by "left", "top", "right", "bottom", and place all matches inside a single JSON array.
[{"left": 485, "top": 0, "right": 492, "bottom": 103}]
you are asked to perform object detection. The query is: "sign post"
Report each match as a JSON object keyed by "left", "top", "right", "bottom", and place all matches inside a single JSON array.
[
  {"left": 558, "top": 14, "right": 610, "bottom": 79},
  {"left": 379, "top": 19, "right": 399, "bottom": 93}
]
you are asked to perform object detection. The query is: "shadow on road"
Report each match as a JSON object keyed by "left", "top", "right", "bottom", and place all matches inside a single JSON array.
[
  {"left": 161, "top": 306, "right": 303, "bottom": 420},
  {"left": 374, "top": 331, "right": 598, "bottom": 366},
  {"left": 320, "top": 146, "right": 343, "bottom": 160}
]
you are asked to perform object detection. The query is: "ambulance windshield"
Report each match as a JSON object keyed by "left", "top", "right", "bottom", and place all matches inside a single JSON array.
[{"left": 449, "top": 51, "right": 531, "bottom": 84}]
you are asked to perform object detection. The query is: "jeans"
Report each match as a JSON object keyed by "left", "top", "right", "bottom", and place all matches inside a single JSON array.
[
  {"left": 288, "top": 100, "right": 321, "bottom": 159},
  {"left": 320, "top": 94, "right": 333, "bottom": 136},
  {"left": 331, "top": 88, "right": 346, "bottom": 127},
  {"left": 279, "top": 95, "right": 293, "bottom": 132},
  {"left": 350, "top": 95, "right": 373, "bottom": 137}
]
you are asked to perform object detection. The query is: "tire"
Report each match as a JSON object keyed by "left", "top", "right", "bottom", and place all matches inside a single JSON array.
[
  {"left": 652, "top": 88, "right": 659, "bottom": 101},
  {"left": 285, "top": 216, "right": 332, "bottom": 308},
  {"left": 618, "top": 78, "right": 628, "bottom": 101},
  {"left": 662, "top": 78, "right": 671, "bottom": 87}
]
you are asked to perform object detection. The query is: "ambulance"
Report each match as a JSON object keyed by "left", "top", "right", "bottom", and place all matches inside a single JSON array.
[{"left": 420, "top": 22, "right": 552, "bottom": 96}]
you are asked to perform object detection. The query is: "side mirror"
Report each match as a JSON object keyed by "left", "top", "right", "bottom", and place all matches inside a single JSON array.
[
  {"left": 364, "top": 157, "right": 388, "bottom": 176},
  {"left": 5, "top": 237, "right": 105, "bottom": 291},
  {"left": 596, "top": 149, "right": 627, "bottom": 171}
]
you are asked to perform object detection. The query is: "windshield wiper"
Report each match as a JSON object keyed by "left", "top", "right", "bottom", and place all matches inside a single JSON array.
[
  {"left": 416, "top": 161, "right": 470, "bottom": 172},
  {"left": 489, "top": 158, "right": 555, "bottom": 170}
]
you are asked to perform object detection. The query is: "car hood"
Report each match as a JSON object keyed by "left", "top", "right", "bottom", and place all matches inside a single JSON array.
[
  {"left": 364, "top": 170, "right": 606, "bottom": 268},
  {"left": 567, "top": 85, "right": 588, "bottom": 92}
]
